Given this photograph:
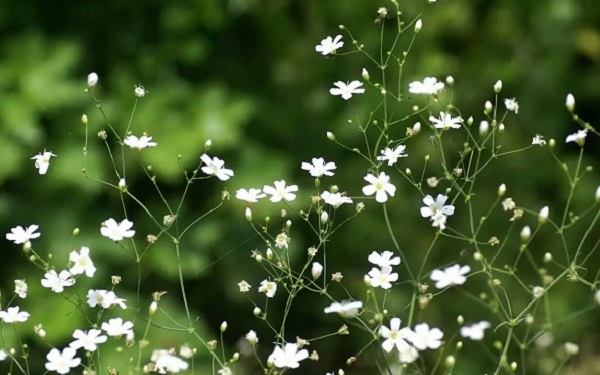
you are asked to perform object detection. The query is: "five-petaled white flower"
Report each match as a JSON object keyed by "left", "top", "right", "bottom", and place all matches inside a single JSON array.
[
  {"left": 504, "top": 98, "right": 519, "bottom": 113},
  {"left": 301, "top": 157, "right": 336, "bottom": 178},
  {"left": 377, "top": 145, "right": 408, "bottom": 166},
  {"left": 362, "top": 172, "right": 396, "bottom": 203},
  {"left": 263, "top": 180, "right": 298, "bottom": 202},
  {"left": 45, "top": 347, "right": 81, "bottom": 374},
  {"left": 330, "top": 81, "right": 365, "bottom": 100},
  {"left": 101, "top": 318, "right": 134, "bottom": 337},
  {"left": 460, "top": 321, "right": 491, "bottom": 341},
  {"left": 123, "top": 135, "right": 157, "bottom": 150},
  {"left": 86, "top": 289, "right": 127, "bottom": 309},
  {"left": 269, "top": 343, "right": 309, "bottom": 369},
  {"left": 315, "top": 35, "right": 344, "bottom": 56},
  {"left": 69, "top": 329, "right": 108, "bottom": 351},
  {"left": 31, "top": 151, "right": 57, "bottom": 175},
  {"left": 566, "top": 129, "right": 587, "bottom": 146},
  {"left": 324, "top": 300, "right": 363, "bottom": 317},
  {"left": 368, "top": 250, "right": 401, "bottom": 268},
  {"left": 101, "top": 218, "right": 135, "bottom": 241},
  {"left": 321, "top": 191, "right": 353, "bottom": 208},
  {"left": 430, "top": 264, "right": 471, "bottom": 289},
  {"left": 420, "top": 194, "right": 455, "bottom": 229},
  {"left": 200, "top": 154, "right": 234, "bottom": 181},
  {"left": 41, "top": 270, "right": 75, "bottom": 293},
  {"left": 0, "top": 306, "right": 30, "bottom": 323},
  {"left": 236, "top": 188, "right": 266, "bottom": 203},
  {"left": 259, "top": 280, "right": 277, "bottom": 298},
  {"left": 6, "top": 225, "right": 41, "bottom": 244},
  {"left": 379, "top": 318, "right": 411, "bottom": 353},
  {"left": 14, "top": 279, "right": 27, "bottom": 298},
  {"left": 409, "top": 77, "right": 445, "bottom": 95},
  {"left": 275, "top": 232, "right": 289, "bottom": 249},
  {"left": 151, "top": 350, "right": 189, "bottom": 374},
  {"left": 429, "top": 112, "right": 463, "bottom": 130},
  {"left": 402, "top": 323, "right": 444, "bottom": 350},
  {"left": 368, "top": 266, "right": 398, "bottom": 289},
  {"left": 69, "top": 246, "right": 96, "bottom": 277}
]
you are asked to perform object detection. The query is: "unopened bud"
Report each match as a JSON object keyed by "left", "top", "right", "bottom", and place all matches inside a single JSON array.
[
  {"left": 595, "top": 186, "right": 600, "bottom": 202},
  {"left": 118, "top": 178, "right": 127, "bottom": 192},
  {"left": 566, "top": 94, "right": 575, "bottom": 112},
  {"left": 204, "top": 139, "right": 212, "bottom": 150},
  {"left": 494, "top": 80, "right": 502, "bottom": 93},
  {"left": 520, "top": 225, "right": 531, "bottom": 242},
  {"left": 498, "top": 184, "right": 506, "bottom": 196},
  {"left": 539, "top": 206, "right": 549, "bottom": 223},
  {"left": 412, "top": 122, "right": 421, "bottom": 134},
  {"left": 543, "top": 252, "right": 552, "bottom": 263},
  {"left": 87, "top": 72, "right": 98, "bottom": 87},
  {"left": 414, "top": 19, "right": 422, "bottom": 33},
  {"left": 327, "top": 132, "right": 335, "bottom": 140},
  {"left": 445, "top": 355, "right": 455, "bottom": 368},
  {"left": 311, "top": 262, "right": 323, "bottom": 280},
  {"left": 245, "top": 207, "right": 252, "bottom": 222},
  {"left": 149, "top": 301, "right": 158, "bottom": 315},
  {"left": 253, "top": 307, "right": 262, "bottom": 317},
  {"left": 484, "top": 101, "right": 493, "bottom": 114},
  {"left": 362, "top": 68, "right": 370, "bottom": 81},
  {"left": 445, "top": 76, "right": 454, "bottom": 86},
  {"left": 479, "top": 120, "right": 489, "bottom": 136},
  {"left": 266, "top": 248, "right": 273, "bottom": 261},
  {"left": 220, "top": 321, "right": 228, "bottom": 332},
  {"left": 498, "top": 123, "right": 505, "bottom": 132},
  {"left": 320, "top": 211, "right": 329, "bottom": 224},
  {"left": 82, "top": 114, "right": 88, "bottom": 124}
]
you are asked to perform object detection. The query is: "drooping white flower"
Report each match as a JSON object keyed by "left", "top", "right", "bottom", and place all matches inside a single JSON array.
[
  {"left": 263, "top": 180, "right": 298, "bottom": 202},
  {"left": 101, "top": 318, "right": 134, "bottom": 337},
  {"left": 321, "top": 191, "right": 353, "bottom": 208},
  {"left": 460, "top": 321, "right": 491, "bottom": 340},
  {"left": 409, "top": 77, "right": 444, "bottom": 95},
  {"left": 200, "top": 154, "right": 234, "bottom": 181},
  {"left": 134, "top": 84, "right": 148, "bottom": 98},
  {"left": 151, "top": 349, "right": 189, "bottom": 374},
  {"left": 368, "top": 266, "right": 398, "bottom": 289},
  {"left": 377, "top": 145, "right": 408, "bottom": 166},
  {"left": 6, "top": 225, "right": 41, "bottom": 244},
  {"left": 379, "top": 318, "right": 411, "bottom": 353},
  {"left": 69, "top": 246, "right": 96, "bottom": 277},
  {"left": 269, "top": 343, "right": 309, "bottom": 369},
  {"left": 429, "top": 112, "right": 463, "bottom": 130},
  {"left": 14, "top": 279, "right": 27, "bottom": 298},
  {"left": 566, "top": 129, "right": 587, "bottom": 146},
  {"left": 259, "top": 280, "right": 277, "bottom": 298},
  {"left": 368, "top": 250, "right": 401, "bottom": 268},
  {"left": 362, "top": 172, "right": 396, "bottom": 203},
  {"left": 301, "top": 158, "right": 336, "bottom": 178},
  {"left": 123, "top": 135, "right": 157, "bottom": 150},
  {"left": 504, "top": 98, "right": 519, "bottom": 113},
  {"left": 402, "top": 323, "right": 444, "bottom": 350},
  {"left": 69, "top": 329, "right": 107, "bottom": 351},
  {"left": 45, "top": 347, "right": 81, "bottom": 374},
  {"left": 100, "top": 218, "right": 135, "bottom": 241},
  {"left": 87, "top": 73, "right": 98, "bottom": 87},
  {"left": 323, "top": 300, "right": 363, "bottom": 317},
  {"left": 236, "top": 188, "right": 266, "bottom": 203},
  {"left": 330, "top": 81, "right": 365, "bottom": 100},
  {"left": 41, "top": 270, "right": 75, "bottom": 293},
  {"left": 31, "top": 151, "right": 57, "bottom": 175},
  {"left": 315, "top": 35, "right": 344, "bottom": 56},
  {"left": 430, "top": 264, "right": 471, "bottom": 289},
  {"left": 0, "top": 306, "right": 30, "bottom": 323}
]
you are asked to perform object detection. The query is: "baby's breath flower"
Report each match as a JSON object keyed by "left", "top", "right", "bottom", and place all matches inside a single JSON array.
[
  {"left": 87, "top": 73, "right": 98, "bottom": 87},
  {"left": 31, "top": 151, "right": 57, "bottom": 175},
  {"left": 504, "top": 98, "right": 519, "bottom": 113},
  {"left": 14, "top": 279, "right": 27, "bottom": 298},
  {"left": 430, "top": 264, "right": 470, "bottom": 289},
  {"left": 409, "top": 77, "right": 444, "bottom": 95},
  {"left": 494, "top": 80, "right": 502, "bottom": 93},
  {"left": 460, "top": 321, "right": 491, "bottom": 340},
  {"left": 330, "top": 81, "right": 365, "bottom": 100},
  {"left": 324, "top": 300, "right": 362, "bottom": 317},
  {"left": 312, "top": 262, "right": 323, "bottom": 279},
  {"left": 362, "top": 172, "right": 396, "bottom": 203},
  {"left": 315, "top": 35, "right": 344, "bottom": 56},
  {"left": 501, "top": 198, "right": 515, "bottom": 211},
  {"left": 246, "top": 330, "right": 258, "bottom": 345},
  {"left": 566, "top": 93, "right": 575, "bottom": 112},
  {"left": 259, "top": 280, "right": 277, "bottom": 298},
  {"left": 331, "top": 272, "right": 343, "bottom": 282},
  {"left": 430, "top": 112, "right": 463, "bottom": 130},
  {"left": 238, "top": 280, "right": 251, "bottom": 293},
  {"left": 134, "top": 84, "right": 147, "bottom": 98},
  {"left": 565, "top": 129, "right": 587, "bottom": 146}
]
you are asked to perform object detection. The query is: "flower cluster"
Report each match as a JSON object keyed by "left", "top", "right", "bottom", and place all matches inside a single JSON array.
[{"left": 366, "top": 250, "right": 400, "bottom": 290}]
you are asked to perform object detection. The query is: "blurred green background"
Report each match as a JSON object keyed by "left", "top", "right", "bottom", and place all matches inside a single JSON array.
[{"left": 1, "top": 0, "right": 600, "bottom": 373}]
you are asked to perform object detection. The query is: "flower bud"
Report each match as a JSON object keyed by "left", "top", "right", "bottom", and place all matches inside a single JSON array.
[
  {"left": 149, "top": 301, "right": 158, "bottom": 315},
  {"left": 498, "top": 184, "right": 506, "bottom": 196},
  {"left": 204, "top": 139, "right": 212, "bottom": 151},
  {"left": 511, "top": 362, "right": 518, "bottom": 371},
  {"left": 118, "top": 178, "right": 127, "bottom": 192},
  {"left": 520, "top": 225, "right": 531, "bottom": 242},
  {"left": 566, "top": 94, "right": 575, "bottom": 112},
  {"left": 484, "top": 101, "right": 493, "bottom": 114},
  {"left": 232, "top": 352, "right": 239, "bottom": 361},
  {"left": 414, "top": 19, "right": 422, "bottom": 33},
  {"left": 498, "top": 123, "right": 505, "bottom": 132},
  {"left": 543, "top": 252, "right": 552, "bottom": 263},
  {"left": 320, "top": 211, "right": 329, "bottom": 224},
  {"left": 595, "top": 186, "right": 600, "bottom": 202},
  {"left": 87, "top": 72, "right": 98, "bottom": 87},
  {"left": 311, "top": 262, "right": 323, "bottom": 280},
  {"left": 445, "top": 355, "right": 455, "bottom": 368},
  {"left": 362, "top": 68, "right": 370, "bottom": 81},
  {"left": 72, "top": 228, "right": 80, "bottom": 236},
  {"left": 363, "top": 274, "right": 371, "bottom": 287},
  {"left": 82, "top": 114, "right": 88, "bottom": 124},
  {"left": 479, "top": 120, "right": 489, "bottom": 136},
  {"left": 327, "top": 132, "right": 335, "bottom": 140},
  {"left": 245, "top": 207, "right": 252, "bottom": 222},
  {"left": 445, "top": 76, "right": 454, "bottom": 86},
  {"left": 467, "top": 116, "right": 474, "bottom": 126},
  {"left": 538, "top": 206, "right": 549, "bottom": 223},
  {"left": 220, "top": 321, "right": 228, "bottom": 332},
  {"left": 266, "top": 248, "right": 273, "bottom": 261},
  {"left": 253, "top": 307, "right": 261, "bottom": 317},
  {"left": 412, "top": 122, "right": 421, "bottom": 134},
  {"left": 494, "top": 80, "right": 502, "bottom": 93},
  {"left": 457, "top": 315, "right": 464, "bottom": 325}
]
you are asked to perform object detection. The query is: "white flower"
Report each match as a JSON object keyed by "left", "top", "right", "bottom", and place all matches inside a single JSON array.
[
  {"left": 6, "top": 224, "right": 41, "bottom": 244},
  {"left": 532, "top": 134, "right": 546, "bottom": 146},
  {"left": 100, "top": 218, "right": 135, "bottom": 241},
  {"left": 430, "top": 211, "right": 447, "bottom": 230},
  {"left": 420, "top": 194, "right": 455, "bottom": 229},
  {"left": 41, "top": 270, "right": 75, "bottom": 293},
  {"left": 69, "top": 329, "right": 107, "bottom": 351},
  {"left": 200, "top": 154, "right": 234, "bottom": 181},
  {"left": 430, "top": 264, "right": 471, "bottom": 289},
  {"left": 377, "top": 145, "right": 408, "bottom": 166},
  {"left": 429, "top": 112, "right": 463, "bottom": 130},
  {"left": 566, "top": 129, "right": 587, "bottom": 146},
  {"left": 31, "top": 151, "right": 57, "bottom": 175},
  {"left": 134, "top": 84, "right": 148, "bottom": 98},
  {"left": 246, "top": 330, "right": 259, "bottom": 345},
  {"left": 259, "top": 280, "right": 277, "bottom": 298},
  {"left": 45, "top": 347, "right": 81, "bottom": 374},
  {"left": 86, "top": 289, "right": 127, "bottom": 309},
  {"left": 532, "top": 286, "right": 544, "bottom": 298},
  {"left": 238, "top": 280, "right": 251, "bottom": 293},
  {"left": 494, "top": 80, "right": 503, "bottom": 93},
  {"left": 151, "top": 350, "right": 189, "bottom": 374},
  {"left": 362, "top": 172, "right": 396, "bottom": 203},
  {"left": 236, "top": 188, "right": 266, "bottom": 203},
  {"left": 368, "top": 250, "right": 401, "bottom": 268},
  {"left": 460, "top": 321, "right": 491, "bottom": 340},
  {"left": 218, "top": 367, "right": 232, "bottom": 375},
  {"left": 379, "top": 318, "right": 411, "bottom": 353},
  {"left": 504, "top": 98, "right": 519, "bottom": 113},
  {"left": 566, "top": 93, "right": 575, "bottom": 111},
  {"left": 409, "top": 77, "right": 444, "bottom": 95},
  {"left": 330, "top": 81, "right": 365, "bottom": 100},
  {"left": 0, "top": 349, "right": 7, "bottom": 361},
  {"left": 321, "top": 191, "right": 353, "bottom": 208},
  {"left": 564, "top": 342, "right": 579, "bottom": 356},
  {"left": 368, "top": 266, "right": 398, "bottom": 289},
  {"left": 502, "top": 198, "right": 515, "bottom": 211},
  {"left": 301, "top": 157, "right": 336, "bottom": 178},
  {"left": 377, "top": 7, "right": 388, "bottom": 17},
  {"left": 269, "top": 343, "right": 309, "bottom": 369},
  {"left": 398, "top": 344, "right": 419, "bottom": 363},
  {"left": 69, "top": 246, "right": 96, "bottom": 277},
  {"left": 311, "top": 262, "right": 323, "bottom": 280},
  {"left": 101, "top": 318, "right": 134, "bottom": 337},
  {"left": 14, "top": 279, "right": 27, "bottom": 298},
  {"left": 179, "top": 345, "right": 193, "bottom": 359},
  {"left": 0, "top": 306, "right": 30, "bottom": 323},
  {"left": 275, "top": 232, "right": 289, "bottom": 249},
  {"left": 87, "top": 73, "right": 98, "bottom": 87},
  {"left": 315, "top": 35, "right": 343, "bottom": 56},
  {"left": 414, "top": 19, "right": 423, "bottom": 33},
  {"left": 323, "top": 300, "right": 363, "bottom": 317},
  {"left": 263, "top": 180, "right": 298, "bottom": 202},
  {"left": 123, "top": 135, "right": 157, "bottom": 150},
  {"left": 402, "top": 323, "right": 444, "bottom": 350}
]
